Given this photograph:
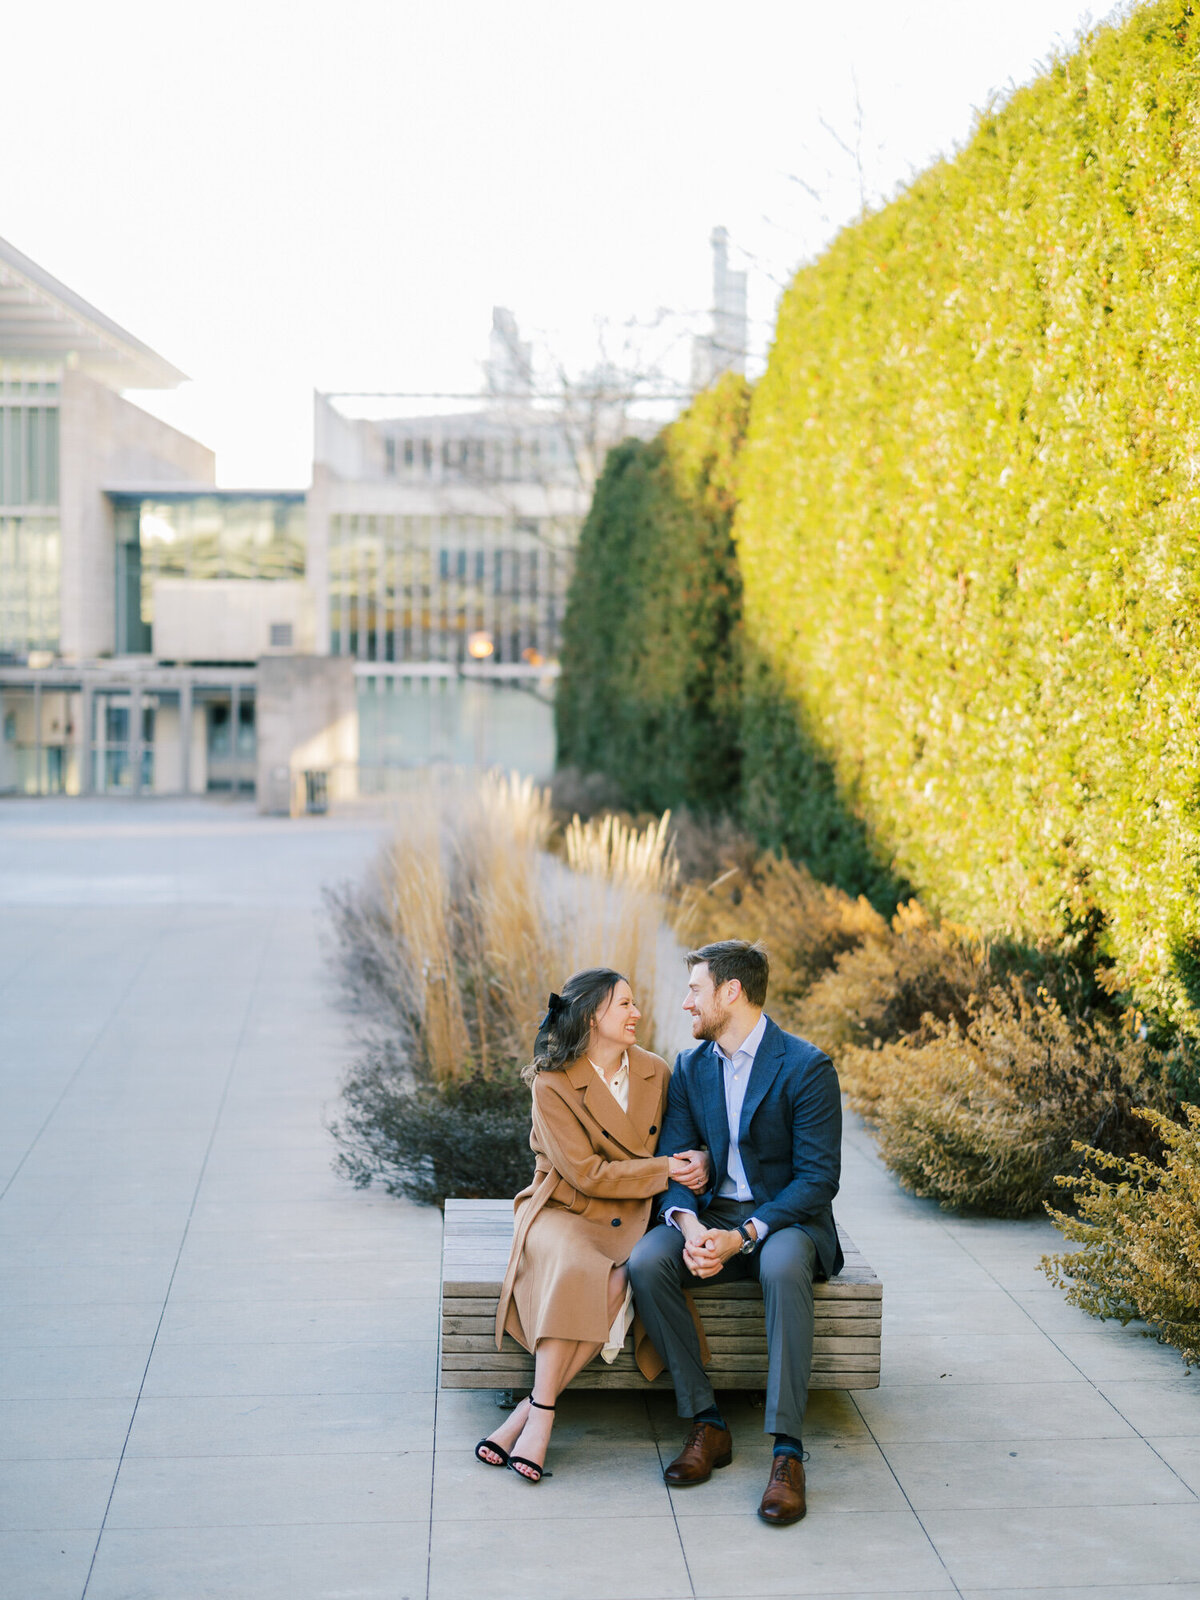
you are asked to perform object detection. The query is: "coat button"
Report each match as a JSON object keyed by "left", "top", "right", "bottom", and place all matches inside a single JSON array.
[
  {"left": 611, "top": 1218, "right": 621, "bottom": 1226},
  {"left": 649, "top": 1125, "right": 657, "bottom": 1135}
]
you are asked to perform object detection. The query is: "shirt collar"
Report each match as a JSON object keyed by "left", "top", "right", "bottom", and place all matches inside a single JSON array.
[
  {"left": 714, "top": 1012, "right": 767, "bottom": 1071},
  {"left": 590, "top": 1050, "right": 628, "bottom": 1084}
]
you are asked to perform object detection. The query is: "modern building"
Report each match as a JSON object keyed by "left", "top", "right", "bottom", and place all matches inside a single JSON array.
[
  {"left": 0, "top": 241, "right": 688, "bottom": 804},
  {"left": 0, "top": 235, "right": 344, "bottom": 802},
  {"left": 309, "top": 308, "right": 613, "bottom": 781}
]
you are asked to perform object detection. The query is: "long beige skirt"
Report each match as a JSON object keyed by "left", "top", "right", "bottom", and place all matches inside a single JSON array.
[{"left": 506, "top": 1204, "right": 628, "bottom": 1351}]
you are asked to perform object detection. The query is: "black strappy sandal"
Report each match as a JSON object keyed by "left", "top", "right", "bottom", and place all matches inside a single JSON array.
[
  {"left": 474, "top": 1394, "right": 532, "bottom": 1468},
  {"left": 508, "top": 1397, "right": 555, "bottom": 1483},
  {"left": 474, "top": 1438, "right": 510, "bottom": 1468}
]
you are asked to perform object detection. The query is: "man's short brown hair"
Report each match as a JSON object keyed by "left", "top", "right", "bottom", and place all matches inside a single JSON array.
[{"left": 686, "top": 939, "right": 769, "bottom": 1007}]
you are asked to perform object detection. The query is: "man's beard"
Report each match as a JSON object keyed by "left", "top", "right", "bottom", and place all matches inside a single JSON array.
[{"left": 692, "top": 1003, "right": 731, "bottom": 1042}]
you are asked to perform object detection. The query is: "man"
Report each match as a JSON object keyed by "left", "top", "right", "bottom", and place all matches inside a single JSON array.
[{"left": 628, "top": 939, "right": 843, "bottom": 1526}]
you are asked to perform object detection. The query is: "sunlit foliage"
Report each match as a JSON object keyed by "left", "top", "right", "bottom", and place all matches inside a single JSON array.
[
  {"left": 556, "top": 372, "right": 748, "bottom": 814},
  {"left": 1043, "top": 1103, "right": 1200, "bottom": 1365},
  {"left": 737, "top": 1, "right": 1200, "bottom": 1026}
]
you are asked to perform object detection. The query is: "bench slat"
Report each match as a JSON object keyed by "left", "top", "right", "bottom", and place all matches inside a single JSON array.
[
  {"left": 445, "top": 1333, "right": 882, "bottom": 1356},
  {"left": 443, "top": 1315, "right": 881, "bottom": 1341},
  {"left": 442, "top": 1352, "right": 880, "bottom": 1374},
  {"left": 444, "top": 1276, "right": 881, "bottom": 1300},
  {"left": 441, "top": 1369, "right": 883, "bottom": 1391},
  {"left": 442, "top": 1289, "right": 882, "bottom": 1315}
]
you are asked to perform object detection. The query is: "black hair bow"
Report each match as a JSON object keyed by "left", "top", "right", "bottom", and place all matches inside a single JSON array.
[{"left": 541, "top": 991, "right": 565, "bottom": 1029}]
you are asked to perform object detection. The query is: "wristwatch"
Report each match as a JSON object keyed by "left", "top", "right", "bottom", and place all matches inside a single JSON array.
[{"left": 736, "top": 1224, "right": 758, "bottom": 1255}]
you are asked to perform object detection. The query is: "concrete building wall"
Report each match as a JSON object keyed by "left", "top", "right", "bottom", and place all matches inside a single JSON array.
[
  {"left": 150, "top": 703, "right": 206, "bottom": 794},
  {"left": 306, "top": 468, "right": 332, "bottom": 656},
  {"left": 58, "top": 369, "right": 215, "bottom": 660},
  {"left": 255, "top": 655, "right": 358, "bottom": 815},
  {"left": 153, "top": 579, "right": 316, "bottom": 663}
]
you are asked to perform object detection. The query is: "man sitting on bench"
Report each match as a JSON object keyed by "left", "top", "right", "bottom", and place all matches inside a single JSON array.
[{"left": 628, "top": 939, "right": 843, "bottom": 1527}]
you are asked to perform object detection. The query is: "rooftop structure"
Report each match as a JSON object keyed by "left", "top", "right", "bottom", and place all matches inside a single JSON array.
[{"left": 691, "top": 225, "right": 748, "bottom": 389}]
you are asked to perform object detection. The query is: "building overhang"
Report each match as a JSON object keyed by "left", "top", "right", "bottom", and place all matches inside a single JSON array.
[{"left": 0, "top": 234, "right": 187, "bottom": 390}]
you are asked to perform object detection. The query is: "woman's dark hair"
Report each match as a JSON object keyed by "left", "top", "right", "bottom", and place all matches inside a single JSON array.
[{"left": 522, "top": 967, "right": 627, "bottom": 1084}]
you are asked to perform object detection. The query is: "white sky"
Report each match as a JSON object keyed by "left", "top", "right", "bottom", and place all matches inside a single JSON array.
[{"left": 3, "top": 0, "right": 1110, "bottom": 486}]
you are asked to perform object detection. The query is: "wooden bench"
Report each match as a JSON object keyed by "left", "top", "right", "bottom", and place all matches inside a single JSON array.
[{"left": 440, "top": 1198, "right": 881, "bottom": 1392}]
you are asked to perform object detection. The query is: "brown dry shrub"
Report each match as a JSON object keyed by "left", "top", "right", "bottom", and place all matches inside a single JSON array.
[
  {"left": 1042, "top": 1103, "right": 1200, "bottom": 1367},
  {"left": 798, "top": 902, "right": 990, "bottom": 1055},
  {"left": 674, "top": 851, "right": 887, "bottom": 1029},
  {"left": 843, "top": 987, "right": 1174, "bottom": 1215}
]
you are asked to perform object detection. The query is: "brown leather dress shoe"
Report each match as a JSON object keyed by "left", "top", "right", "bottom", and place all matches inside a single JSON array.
[
  {"left": 663, "top": 1420, "right": 733, "bottom": 1485},
  {"left": 759, "top": 1452, "right": 806, "bottom": 1525}
]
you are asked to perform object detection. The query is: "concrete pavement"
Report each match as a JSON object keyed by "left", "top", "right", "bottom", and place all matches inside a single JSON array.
[{"left": 2, "top": 796, "right": 1199, "bottom": 1600}]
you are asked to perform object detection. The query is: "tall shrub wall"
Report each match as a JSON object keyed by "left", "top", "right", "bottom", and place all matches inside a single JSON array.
[
  {"left": 737, "top": 1, "right": 1200, "bottom": 1026},
  {"left": 556, "top": 373, "right": 748, "bottom": 814}
]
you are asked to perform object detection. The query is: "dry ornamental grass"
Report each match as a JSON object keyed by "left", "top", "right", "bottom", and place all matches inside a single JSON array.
[{"left": 328, "top": 773, "right": 678, "bottom": 1203}]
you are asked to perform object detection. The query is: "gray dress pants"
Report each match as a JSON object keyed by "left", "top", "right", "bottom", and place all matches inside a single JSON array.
[{"left": 628, "top": 1199, "right": 817, "bottom": 1438}]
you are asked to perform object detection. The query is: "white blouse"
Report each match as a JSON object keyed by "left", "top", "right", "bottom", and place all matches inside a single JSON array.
[{"left": 588, "top": 1051, "right": 636, "bottom": 1362}]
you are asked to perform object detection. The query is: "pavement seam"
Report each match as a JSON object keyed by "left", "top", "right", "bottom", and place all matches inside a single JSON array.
[
  {"left": 77, "top": 910, "right": 275, "bottom": 1600},
  {"left": 847, "top": 1390, "right": 966, "bottom": 1599},
  {"left": 850, "top": 1128, "right": 1200, "bottom": 1509},
  {"left": 425, "top": 1269, "right": 441, "bottom": 1600},
  {"left": 0, "top": 936, "right": 159, "bottom": 1207},
  {"left": 952, "top": 1238, "right": 1200, "bottom": 1504},
  {"left": 652, "top": 1396, "right": 698, "bottom": 1600}
]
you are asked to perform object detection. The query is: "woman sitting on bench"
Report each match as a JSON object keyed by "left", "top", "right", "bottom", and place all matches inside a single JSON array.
[{"left": 480, "top": 967, "right": 707, "bottom": 1482}]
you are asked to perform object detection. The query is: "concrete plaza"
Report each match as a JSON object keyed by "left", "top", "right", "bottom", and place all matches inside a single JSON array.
[{"left": 1, "top": 797, "right": 1199, "bottom": 1600}]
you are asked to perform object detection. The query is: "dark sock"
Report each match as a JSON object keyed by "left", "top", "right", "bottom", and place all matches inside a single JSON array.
[
  {"left": 773, "top": 1432, "right": 804, "bottom": 1460},
  {"left": 694, "top": 1405, "right": 727, "bottom": 1431}
]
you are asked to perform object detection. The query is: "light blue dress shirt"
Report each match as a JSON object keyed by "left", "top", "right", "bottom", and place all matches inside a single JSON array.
[
  {"left": 713, "top": 1012, "right": 769, "bottom": 1241},
  {"left": 668, "top": 1011, "right": 770, "bottom": 1244}
]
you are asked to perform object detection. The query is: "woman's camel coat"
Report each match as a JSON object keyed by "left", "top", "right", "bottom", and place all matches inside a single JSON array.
[{"left": 495, "top": 1045, "right": 674, "bottom": 1379}]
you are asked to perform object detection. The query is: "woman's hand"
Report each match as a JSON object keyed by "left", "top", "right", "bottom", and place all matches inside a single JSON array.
[{"left": 667, "top": 1150, "right": 710, "bottom": 1194}]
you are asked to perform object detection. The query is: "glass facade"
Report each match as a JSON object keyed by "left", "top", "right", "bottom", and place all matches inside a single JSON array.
[
  {"left": 0, "top": 686, "right": 80, "bottom": 794},
  {"left": 329, "top": 513, "right": 571, "bottom": 665},
  {"left": 0, "top": 378, "right": 61, "bottom": 656},
  {"left": 356, "top": 675, "right": 555, "bottom": 785},
  {"left": 91, "top": 691, "right": 154, "bottom": 793},
  {"left": 111, "top": 493, "right": 306, "bottom": 653}
]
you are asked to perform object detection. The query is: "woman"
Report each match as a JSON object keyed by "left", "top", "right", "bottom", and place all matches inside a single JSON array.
[{"left": 481, "top": 967, "right": 707, "bottom": 1482}]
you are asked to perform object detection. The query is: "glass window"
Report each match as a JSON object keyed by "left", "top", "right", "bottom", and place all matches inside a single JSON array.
[
  {"left": 0, "top": 397, "right": 59, "bottom": 509},
  {"left": 108, "top": 494, "right": 306, "bottom": 629},
  {"left": 0, "top": 514, "right": 61, "bottom": 655}
]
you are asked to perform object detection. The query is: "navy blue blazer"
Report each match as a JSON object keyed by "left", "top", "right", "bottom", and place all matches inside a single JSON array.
[{"left": 656, "top": 1015, "right": 844, "bottom": 1280}]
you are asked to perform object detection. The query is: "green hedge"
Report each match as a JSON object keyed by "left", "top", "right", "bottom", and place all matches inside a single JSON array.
[
  {"left": 736, "top": 0, "right": 1200, "bottom": 1027},
  {"left": 556, "top": 373, "right": 748, "bottom": 813}
]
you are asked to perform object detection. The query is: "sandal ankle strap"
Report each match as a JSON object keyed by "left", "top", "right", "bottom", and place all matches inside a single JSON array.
[{"left": 528, "top": 1396, "right": 556, "bottom": 1411}]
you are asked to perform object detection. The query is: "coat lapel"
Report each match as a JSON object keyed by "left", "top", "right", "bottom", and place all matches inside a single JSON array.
[
  {"left": 739, "top": 1015, "right": 786, "bottom": 1139},
  {"left": 699, "top": 1043, "right": 730, "bottom": 1186},
  {"left": 624, "top": 1047, "right": 660, "bottom": 1152},
  {"left": 565, "top": 1054, "right": 652, "bottom": 1156}
]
